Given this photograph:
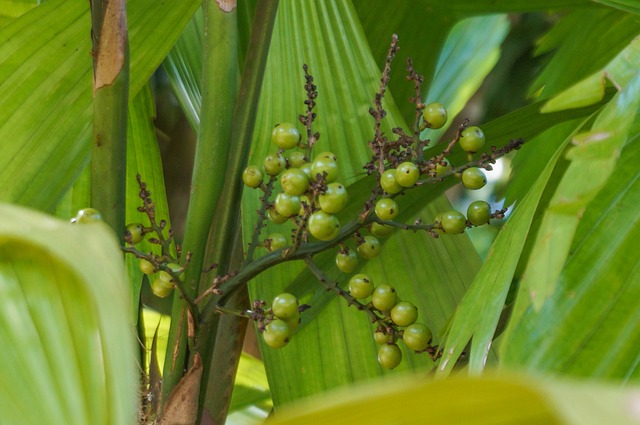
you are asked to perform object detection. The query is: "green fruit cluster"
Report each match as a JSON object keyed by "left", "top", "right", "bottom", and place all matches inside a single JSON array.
[
  {"left": 436, "top": 200, "right": 493, "bottom": 235},
  {"left": 263, "top": 293, "right": 301, "bottom": 348}
]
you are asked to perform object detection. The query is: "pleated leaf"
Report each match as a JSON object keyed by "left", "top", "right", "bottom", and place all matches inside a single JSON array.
[
  {"left": 0, "top": 0, "right": 199, "bottom": 212},
  {"left": 0, "top": 203, "right": 137, "bottom": 425}
]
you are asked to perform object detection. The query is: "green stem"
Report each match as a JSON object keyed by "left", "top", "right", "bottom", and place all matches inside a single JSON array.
[
  {"left": 161, "top": 0, "right": 239, "bottom": 402},
  {"left": 89, "top": 0, "right": 129, "bottom": 236}
]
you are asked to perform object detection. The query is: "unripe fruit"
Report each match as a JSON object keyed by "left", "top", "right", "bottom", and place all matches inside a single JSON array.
[
  {"left": 374, "top": 198, "right": 399, "bottom": 221},
  {"left": 395, "top": 162, "right": 420, "bottom": 187},
  {"left": 280, "top": 168, "right": 310, "bottom": 196},
  {"left": 300, "top": 162, "right": 313, "bottom": 179},
  {"left": 272, "top": 123, "right": 301, "bottom": 150},
  {"left": 311, "top": 157, "right": 339, "bottom": 182},
  {"left": 461, "top": 167, "right": 487, "bottom": 190},
  {"left": 151, "top": 278, "right": 173, "bottom": 298},
  {"left": 390, "top": 301, "right": 418, "bottom": 326},
  {"left": 336, "top": 249, "right": 358, "bottom": 273},
  {"left": 267, "top": 207, "right": 288, "bottom": 224},
  {"left": 422, "top": 102, "right": 448, "bottom": 129},
  {"left": 284, "top": 312, "right": 302, "bottom": 332},
  {"left": 460, "top": 126, "right": 485, "bottom": 152},
  {"left": 380, "top": 169, "right": 403, "bottom": 194},
  {"left": 139, "top": 258, "right": 155, "bottom": 275},
  {"left": 272, "top": 293, "right": 299, "bottom": 320},
  {"left": 348, "top": 274, "right": 374, "bottom": 299},
  {"left": 371, "top": 284, "right": 398, "bottom": 311},
  {"left": 263, "top": 320, "right": 291, "bottom": 348},
  {"left": 374, "top": 330, "right": 391, "bottom": 345},
  {"left": 402, "top": 323, "right": 432, "bottom": 351},
  {"left": 275, "top": 192, "right": 301, "bottom": 217},
  {"left": 319, "top": 182, "right": 348, "bottom": 213},
  {"left": 314, "top": 151, "right": 337, "bottom": 162},
  {"left": 467, "top": 200, "right": 491, "bottom": 226},
  {"left": 370, "top": 222, "right": 394, "bottom": 238},
  {"left": 159, "top": 263, "right": 184, "bottom": 284},
  {"left": 242, "top": 165, "right": 263, "bottom": 188},
  {"left": 357, "top": 235, "right": 381, "bottom": 259},
  {"left": 266, "top": 233, "right": 288, "bottom": 252},
  {"left": 308, "top": 210, "right": 340, "bottom": 241},
  {"left": 378, "top": 343, "right": 402, "bottom": 369},
  {"left": 263, "top": 153, "right": 286, "bottom": 176},
  {"left": 125, "top": 223, "right": 144, "bottom": 244},
  {"left": 74, "top": 208, "right": 103, "bottom": 224},
  {"left": 440, "top": 210, "right": 466, "bottom": 234},
  {"left": 435, "top": 158, "right": 452, "bottom": 177},
  {"left": 286, "top": 151, "right": 307, "bottom": 168}
]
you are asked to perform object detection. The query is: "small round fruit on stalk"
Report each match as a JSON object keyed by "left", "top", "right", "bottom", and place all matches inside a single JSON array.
[
  {"left": 374, "top": 198, "right": 399, "bottom": 221},
  {"left": 390, "top": 301, "right": 418, "bottom": 327},
  {"left": 378, "top": 343, "right": 402, "bottom": 369},
  {"left": 125, "top": 223, "right": 145, "bottom": 245},
  {"left": 461, "top": 167, "right": 487, "bottom": 190},
  {"left": 319, "top": 182, "right": 348, "bottom": 213},
  {"left": 272, "top": 123, "right": 301, "bottom": 150},
  {"left": 335, "top": 249, "right": 358, "bottom": 273},
  {"left": 395, "top": 162, "right": 420, "bottom": 187},
  {"left": 139, "top": 258, "right": 155, "bottom": 275},
  {"left": 242, "top": 165, "right": 263, "bottom": 188},
  {"left": 422, "top": 102, "right": 448, "bottom": 129},
  {"left": 370, "top": 222, "right": 394, "bottom": 238},
  {"left": 262, "top": 319, "right": 291, "bottom": 348},
  {"left": 380, "top": 169, "right": 403, "bottom": 194},
  {"left": 460, "top": 125, "right": 485, "bottom": 153},
  {"left": 348, "top": 273, "right": 374, "bottom": 300},
  {"left": 286, "top": 151, "right": 307, "bottom": 168},
  {"left": 402, "top": 322, "right": 432, "bottom": 351},
  {"left": 272, "top": 293, "right": 299, "bottom": 320},
  {"left": 440, "top": 210, "right": 467, "bottom": 234},
  {"left": 467, "top": 200, "right": 491, "bottom": 226},
  {"left": 308, "top": 210, "right": 340, "bottom": 241},
  {"left": 73, "top": 207, "right": 103, "bottom": 224},
  {"left": 263, "top": 153, "right": 286, "bottom": 176},
  {"left": 374, "top": 330, "right": 391, "bottom": 345},
  {"left": 434, "top": 157, "right": 452, "bottom": 177},
  {"left": 284, "top": 311, "right": 302, "bottom": 332},
  {"left": 150, "top": 277, "right": 173, "bottom": 298},
  {"left": 371, "top": 284, "right": 398, "bottom": 312},
  {"left": 274, "top": 192, "right": 302, "bottom": 217},
  {"left": 357, "top": 235, "right": 381, "bottom": 259},
  {"left": 266, "top": 233, "right": 288, "bottom": 252},
  {"left": 267, "top": 207, "right": 289, "bottom": 225},
  {"left": 280, "top": 168, "right": 310, "bottom": 196},
  {"left": 311, "top": 155, "right": 339, "bottom": 183}
]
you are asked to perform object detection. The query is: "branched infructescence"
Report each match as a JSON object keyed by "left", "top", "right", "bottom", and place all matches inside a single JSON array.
[{"left": 112, "top": 34, "right": 524, "bottom": 374}]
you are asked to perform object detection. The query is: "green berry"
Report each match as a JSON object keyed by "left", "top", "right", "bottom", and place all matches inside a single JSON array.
[
  {"left": 395, "top": 162, "right": 420, "bottom": 187},
  {"left": 461, "top": 167, "right": 487, "bottom": 190},
  {"left": 440, "top": 210, "right": 466, "bottom": 234},
  {"left": 159, "top": 263, "right": 183, "bottom": 284},
  {"left": 434, "top": 158, "right": 452, "bottom": 177},
  {"left": 370, "top": 222, "right": 394, "bottom": 238},
  {"left": 467, "top": 200, "right": 491, "bottom": 226},
  {"left": 150, "top": 277, "right": 173, "bottom": 298},
  {"left": 380, "top": 169, "right": 403, "bottom": 194},
  {"left": 125, "top": 223, "right": 144, "bottom": 244},
  {"left": 422, "top": 102, "right": 448, "bottom": 129},
  {"left": 308, "top": 210, "right": 340, "bottom": 241},
  {"left": 242, "top": 165, "right": 263, "bottom": 188},
  {"left": 348, "top": 273, "right": 374, "bottom": 300},
  {"left": 74, "top": 208, "right": 103, "bottom": 224},
  {"left": 390, "top": 301, "right": 418, "bottom": 327},
  {"left": 284, "top": 312, "right": 301, "bottom": 332},
  {"left": 267, "top": 207, "right": 289, "bottom": 224},
  {"left": 378, "top": 343, "right": 402, "bottom": 369},
  {"left": 263, "top": 153, "right": 286, "bottom": 176},
  {"left": 280, "top": 168, "right": 310, "bottom": 196},
  {"left": 266, "top": 233, "right": 288, "bottom": 251},
  {"left": 314, "top": 151, "right": 337, "bottom": 162},
  {"left": 402, "top": 323, "right": 432, "bottom": 351},
  {"left": 357, "top": 235, "right": 381, "bottom": 259},
  {"left": 319, "top": 182, "right": 348, "bottom": 213},
  {"left": 139, "top": 258, "right": 155, "bottom": 275},
  {"left": 286, "top": 151, "right": 307, "bottom": 168},
  {"left": 272, "top": 123, "right": 301, "bottom": 150},
  {"left": 336, "top": 249, "right": 358, "bottom": 273},
  {"left": 272, "top": 293, "right": 299, "bottom": 320},
  {"left": 275, "top": 192, "right": 301, "bottom": 217},
  {"left": 300, "top": 162, "right": 313, "bottom": 179},
  {"left": 371, "top": 284, "right": 398, "bottom": 312},
  {"left": 263, "top": 320, "right": 291, "bottom": 348},
  {"left": 374, "top": 198, "right": 399, "bottom": 221},
  {"left": 311, "top": 157, "right": 339, "bottom": 182},
  {"left": 460, "top": 126, "right": 485, "bottom": 152},
  {"left": 374, "top": 330, "right": 391, "bottom": 345}
]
